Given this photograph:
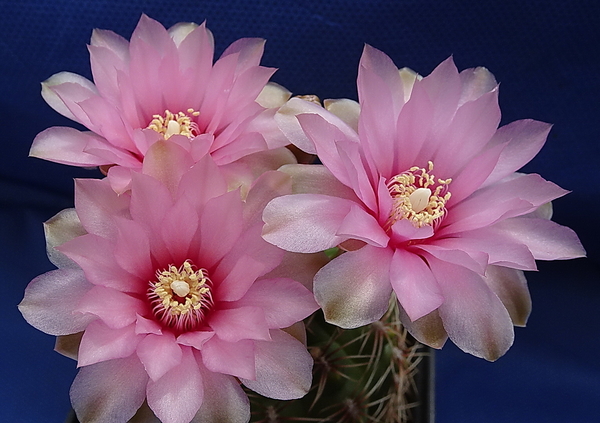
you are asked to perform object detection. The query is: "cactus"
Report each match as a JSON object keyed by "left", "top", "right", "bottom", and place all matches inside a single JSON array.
[{"left": 246, "top": 297, "right": 433, "bottom": 423}]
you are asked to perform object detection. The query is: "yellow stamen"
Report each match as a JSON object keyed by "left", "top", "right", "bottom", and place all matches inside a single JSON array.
[
  {"left": 147, "top": 109, "right": 200, "bottom": 139},
  {"left": 148, "top": 260, "right": 213, "bottom": 332},
  {"left": 385, "top": 161, "right": 451, "bottom": 230}
]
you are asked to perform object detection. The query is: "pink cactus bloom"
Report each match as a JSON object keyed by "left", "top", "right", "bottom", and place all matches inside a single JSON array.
[
  {"left": 30, "top": 14, "right": 293, "bottom": 193},
  {"left": 263, "top": 45, "right": 585, "bottom": 361},
  {"left": 20, "top": 142, "right": 318, "bottom": 423}
]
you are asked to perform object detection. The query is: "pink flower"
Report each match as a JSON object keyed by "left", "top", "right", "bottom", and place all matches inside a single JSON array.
[
  {"left": 263, "top": 46, "right": 585, "bottom": 361},
  {"left": 30, "top": 14, "right": 293, "bottom": 193},
  {"left": 20, "top": 142, "right": 318, "bottom": 423}
]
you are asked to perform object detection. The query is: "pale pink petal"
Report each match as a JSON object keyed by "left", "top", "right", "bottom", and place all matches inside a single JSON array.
[
  {"left": 389, "top": 249, "right": 444, "bottom": 322},
  {"left": 390, "top": 218, "right": 434, "bottom": 243},
  {"left": 220, "top": 37, "right": 265, "bottom": 70},
  {"left": 415, "top": 243, "right": 488, "bottom": 275},
  {"left": 492, "top": 217, "right": 586, "bottom": 260},
  {"left": 129, "top": 172, "right": 174, "bottom": 235},
  {"left": 324, "top": 98, "right": 360, "bottom": 132},
  {"left": 279, "top": 163, "right": 359, "bottom": 200},
  {"left": 398, "top": 306, "right": 448, "bottom": 349},
  {"left": 175, "top": 22, "right": 214, "bottom": 104},
  {"left": 241, "top": 329, "right": 312, "bottom": 400},
  {"left": 314, "top": 245, "right": 394, "bottom": 328},
  {"left": 136, "top": 333, "right": 183, "bottom": 381},
  {"left": 74, "top": 178, "right": 130, "bottom": 239},
  {"left": 55, "top": 332, "right": 83, "bottom": 360},
  {"left": 418, "top": 57, "right": 461, "bottom": 134},
  {"left": 483, "top": 119, "right": 552, "bottom": 187},
  {"left": 90, "top": 28, "right": 129, "bottom": 60},
  {"left": 262, "top": 193, "right": 355, "bottom": 253},
  {"left": 106, "top": 165, "right": 133, "bottom": 194},
  {"left": 88, "top": 43, "right": 129, "bottom": 106},
  {"left": 192, "top": 355, "right": 250, "bottom": 423},
  {"left": 208, "top": 306, "right": 271, "bottom": 342},
  {"left": 77, "top": 321, "right": 141, "bottom": 367},
  {"left": 41, "top": 71, "right": 98, "bottom": 122},
  {"left": 261, "top": 250, "right": 329, "bottom": 291},
  {"left": 30, "top": 127, "right": 111, "bottom": 166},
  {"left": 198, "top": 190, "right": 244, "bottom": 268},
  {"left": 70, "top": 355, "right": 148, "bottom": 423},
  {"left": 256, "top": 81, "right": 291, "bottom": 108},
  {"left": 242, "top": 169, "right": 292, "bottom": 229},
  {"left": 75, "top": 285, "right": 145, "bottom": 329},
  {"left": 176, "top": 154, "right": 228, "bottom": 210},
  {"left": 43, "top": 208, "right": 86, "bottom": 269},
  {"left": 211, "top": 131, "right": 268, "bottom": 165},
  {"left": 147, "top": 347, "right": 203, "bottom": 423},
  {"left": 201, "top": 337, "right": 256, "bottom": 380},
  {"left": 482, "top": 266, "right": 531, "bottom": 327},
  {"left": 142, "top": 141, "right": 195, "bottom": 195},
  {"left": 458, "top": 66, "right": 498, "bottom": 105},
  {"left": 177, "top": 331, "right": 215, "bottom": 350},
  {"left": 336, "top": 203, "right": 389, "bottom": 247},
  {"left": 19, "top": 268, "right": 95, "bottom": 336},
  {"left": 429, "top": 257, "right": 514, "bottom": 361},
  {"left": 232, "top": 278, "right": 319, "bottom": 328}
]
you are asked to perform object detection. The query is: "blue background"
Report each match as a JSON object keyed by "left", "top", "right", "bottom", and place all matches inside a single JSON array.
[{"left": 1, "top": 1, "right": 598, "bottom": 422}]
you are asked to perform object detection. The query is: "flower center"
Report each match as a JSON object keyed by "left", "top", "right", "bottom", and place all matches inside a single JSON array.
[
  {"left": 385, "top": 161, "right": 452, "bottom": 230},
  {"left": 148, "top": 260, "right": 213, "bottom": 332},
  {"left": 147, "top": 109, "right": 200, "bottom": 139}
]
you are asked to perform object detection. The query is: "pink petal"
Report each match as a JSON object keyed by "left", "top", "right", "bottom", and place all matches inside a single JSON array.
[
  {"left": 482, "top": 266, "right": 531, "bottom": 327},
  {"left": 262, "top": 193, "right": 355, "bottom": 253},
  {"left": 175, "top": 23, "right": 214, "bottom": 106},
  {"left": 357, "top": 45, "right": 404, "bottom": 177},
  {"left": 74, "top": 178, "right": 130, "bottom": 239},
  {"left": 483, "top": 119, "right": 552, "bottom": 187},
  {"left": 242, "top": 169, "right": 292, "bottom": 229},
  {"left": 30, "top": 127, "right": 111, "bottom": 166},
  {"left": 240, "top": 329, "right": 313, "bottom": 400},
  {"left": 193, "top": 356, "right": 250, "bottom": 423},
  {"left": 78, "top": 321, "right": 141, "bottom": 367},
  {"left": 232, "top": 278, "right": 319, "bottom": 328},
  {"left": 136, "top": 333, "right": 183, "bottom": 381},
  {"left": 19, "top": 268, "right": 95, "bottom": 336},
  {"left": 419, "top": 57, "right": 462, "bottom": 134},
  {"left": 220, "top": 37, "right": 265, "bottom": 70},
  {"left": 90, "top": 28, "right": 129, "bottom": 61},
  {"left": 201, "top": 337, "right": 256, "bottom": 380},
  {"left": 336, "top": 203, "right": 389, "bottom": 247},
  {"left": 160, "top": 195, "right": 198, "bottom": 263},
  {"left": 415, "top": 243, "right": 488, "bottom": 275},
  {"left": 88, "top": 43, "right": 129, "bottom": 106},
  {"left": 429, "top": 257, "right": 514, "bottom": 361},
  {"left": 176, "top": 154, "right": 228, "bottom": 210},
  {"left": 147, "top": 347, "right": 204, "bottom": 423},
  {"left": 197, "top": 190, "right": 244, "bottom": 268},
  {"left": 58, "top": 234, "right": 144, "bottom": 293},
  {"left": 389, "top": 249, "right": 444, "bottom": 322},
  {"left": 442, "top": 173, "right": 569, "bottom": 235},
  {"left": 129, "top": 171, "right": 174, "bottom": 235},
  {"left": 430, "top": 89, "right": 500, "bottom": 177},
  {"left": 135, "top": 314, "right": 163, "bottom": 335},
  {"left": 114, "top": 217, "right": 154, "bottom": 278},
  {"left": 177, "top": 331, "right": 215, "bottom": 350},
  {"left": 390, "top": 218, "right": 434, "bottom": 243},
  {"left": 106, "top": 165, "right": 133, "bottom": 194},
  {"left": 211, "top": 131, "right": 268, "bottom": 165},
  {"left": 208, "top": 306, "right": 271, "bottom": 343},
  {"left": 70, "top": 355, "right": 148, "bottom": 423},
  {"left": 492, "top": 217, "right": 586, "bottom": 260},
  {"left": 75, "top": 285, "right": 145, "bottom": 329},
  {"left": 261, "top": 250, "right": 329, "bottom": 291},
  {"left": 314, "top": 244, "right": 394, "bottom": 328}
]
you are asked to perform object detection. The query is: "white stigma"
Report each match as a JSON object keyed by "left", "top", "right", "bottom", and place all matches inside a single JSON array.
[
  {"left": 170, "top": 280, "right": 190, "bottom": 297},
  {"left": 165, "top": 120, "right": 181, "bottom": 139},
  {"left": 409, "top": 188, "right": 432, "bottom": 213}
]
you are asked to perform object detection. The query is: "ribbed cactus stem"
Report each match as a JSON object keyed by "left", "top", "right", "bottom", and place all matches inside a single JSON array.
[{"left": 247, "top": 297, "right": 433, "bottom": 422}]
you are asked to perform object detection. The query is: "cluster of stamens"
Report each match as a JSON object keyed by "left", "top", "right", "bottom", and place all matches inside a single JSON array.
[
  {"left": 385, "top": 161, "right": 452, "bottom": 230},
  {"left": 148, "top": 260, "right": 213, "bottom": 332},
  {"left": 147, "top": 109, "right": 200, "bottom": 139}
]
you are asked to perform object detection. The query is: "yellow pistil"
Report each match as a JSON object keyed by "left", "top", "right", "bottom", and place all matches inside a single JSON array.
[
  {"left": 385, "top": 161, "right": 452, "bottom": 230},
  {"left": 147, "top": 109, "right": 200, "bottom": 139},
  {"left": 148, "top": 260, "right": 213, "bottom": 332}
]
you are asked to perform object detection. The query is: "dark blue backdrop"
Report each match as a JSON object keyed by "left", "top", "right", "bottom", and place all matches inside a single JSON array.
[{"left": 1, "top": 1, "right": 598, "bottom": 422}]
